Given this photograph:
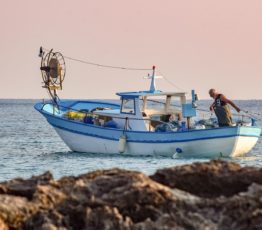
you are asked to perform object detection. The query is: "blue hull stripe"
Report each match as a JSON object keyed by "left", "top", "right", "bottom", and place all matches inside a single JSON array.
[{"left": 52, "top": 123, "right": 259, "bottom": 144}]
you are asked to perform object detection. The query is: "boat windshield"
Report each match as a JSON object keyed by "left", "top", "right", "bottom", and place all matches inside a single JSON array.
[{"left": 121, "top": 98, "right": 135, "bottom": 114}]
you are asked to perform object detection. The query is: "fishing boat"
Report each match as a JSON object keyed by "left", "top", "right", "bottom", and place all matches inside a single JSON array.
[{"left": 35, "top": 48, "right": 261, "bottom": 157}]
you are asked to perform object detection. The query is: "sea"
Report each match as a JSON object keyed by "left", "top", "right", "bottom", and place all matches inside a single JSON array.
[{"left": 0, "top": 99, "right": 261, "bottom": 182}]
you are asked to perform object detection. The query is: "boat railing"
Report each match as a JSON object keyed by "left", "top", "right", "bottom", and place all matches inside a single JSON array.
[
  {"left": 40, "top": 101, "right": 259, "bottom": 131},
  {"left": 40, "top": 102, "right": 177, "bottom": 132}
]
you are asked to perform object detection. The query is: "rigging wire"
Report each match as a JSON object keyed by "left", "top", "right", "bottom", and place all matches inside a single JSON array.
[
  {"left": 241, "top": 111, "right": 262, "bottom": 121},
  {"left": 40, "top": 47, "right": 262, "bottom": 122},
  {"left": 243, "top": 110, "right": 262, "bottom": 117},
  {"left": 42, "top": 47, "right": 151, "bottom": 71},
  {"left": 157, "top": 70, "right": 186, "bottom": 92},
  {"left": 41, "top": 47, "right": 186, "bottom": 92},
  {"left": 163, "top": 77, "right": 186, "bottom": 92}
]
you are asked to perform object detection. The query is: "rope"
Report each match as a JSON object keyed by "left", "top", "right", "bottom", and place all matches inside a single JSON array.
[
  {"left": 158, "top": 71, "right": 186, "bottom": 92},
  {"left": 40, "top": 47, "right": 261, "bottom": 122},
  {"left": 198, "top": 108, "right": 262, "bottom": 122},
  {"left": 41, "top": 47, "right": 186, "bottom": 92},
  {"left": 243, "top": 110, "right": 262, "bottom": 118},
  {"left": 163, "top": 77, "right": 186, "bottom": 92},
  {"left": 241, "top": 111, "right": 262, "bottom": 122},
  {"left": 42, "top": 47, "right": 151, "bottom": 71}
]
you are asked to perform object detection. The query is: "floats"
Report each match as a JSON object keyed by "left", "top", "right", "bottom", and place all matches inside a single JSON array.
[{"left": 35, "top": 48, "right": 261, "bottom": 157}]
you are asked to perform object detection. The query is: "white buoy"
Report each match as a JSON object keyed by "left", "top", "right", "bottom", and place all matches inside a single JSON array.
[{"left": 118, "top": 134, "right": 127, "bottom": 153}]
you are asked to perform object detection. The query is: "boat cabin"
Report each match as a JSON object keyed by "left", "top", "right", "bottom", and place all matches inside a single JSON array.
[
  {"left": 93, "top": 90, "right": 197, "bottom": 132},
  {"left": 56, "top": 66, "right": 198, "bottom": 132},
  {"left": 92, "top": 66, "right": 198, "bottom": 132}
]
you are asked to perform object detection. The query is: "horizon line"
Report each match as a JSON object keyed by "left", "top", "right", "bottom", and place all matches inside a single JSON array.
[{"left": 1, "top": 98, "right": 262, "bottom": 101}]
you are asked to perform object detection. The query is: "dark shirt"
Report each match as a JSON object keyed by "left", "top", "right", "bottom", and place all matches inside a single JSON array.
[
  {"left": 213, "top": 94, "right": 232, "bottom": 126},
  {"left": 214, "top": 94, "right": 227, "bottom": 107}
]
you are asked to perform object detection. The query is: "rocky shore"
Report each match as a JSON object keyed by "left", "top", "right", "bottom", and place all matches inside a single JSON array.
[{"left": 0, "top": 160, "right": 262, "bottom": 230}]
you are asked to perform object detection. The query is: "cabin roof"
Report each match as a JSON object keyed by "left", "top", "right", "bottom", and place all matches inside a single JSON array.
[{"left": 116, "top": 90, "right": 186, "bottom": 98}]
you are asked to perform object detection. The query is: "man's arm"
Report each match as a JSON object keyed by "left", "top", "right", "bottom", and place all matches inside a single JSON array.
[
  {"left": 220, "top": 95, "right": 240, "bottom": 112},
  {"left": 209, "top": 102, "right": 215, "bottom": 111}
]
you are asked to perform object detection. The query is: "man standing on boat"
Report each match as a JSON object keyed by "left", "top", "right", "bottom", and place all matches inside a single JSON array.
[{"left": 209, "top": 89, "right": 241, "bottom": 127}]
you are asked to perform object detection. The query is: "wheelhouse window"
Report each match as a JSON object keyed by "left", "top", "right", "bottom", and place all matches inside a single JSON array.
[{"left": 121, "top": 98, "right": 135, "bottom": 114}]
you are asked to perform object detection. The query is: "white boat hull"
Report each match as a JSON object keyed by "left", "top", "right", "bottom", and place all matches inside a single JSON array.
[
  {"left": 54, "top": 126, "right": 259, "bottom": 158},
  {"left": 34, "top": 101, "right": 261, "bottom": 158}
]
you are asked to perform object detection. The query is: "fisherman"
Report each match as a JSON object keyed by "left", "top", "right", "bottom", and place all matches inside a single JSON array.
[{"left": 209, "top": 89, "right": 241, "bottom": 127}]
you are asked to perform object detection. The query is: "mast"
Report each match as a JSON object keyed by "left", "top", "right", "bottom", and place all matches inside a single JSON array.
[{"left": 149, "top": 66, "right": 156, "bottom": 92}]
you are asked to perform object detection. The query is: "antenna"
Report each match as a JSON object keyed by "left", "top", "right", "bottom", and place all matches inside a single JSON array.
[{"left": 144, "top": 66, "right": 163, "bottom": 92}]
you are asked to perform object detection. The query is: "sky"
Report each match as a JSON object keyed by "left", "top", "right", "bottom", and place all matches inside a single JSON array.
[{"left": 0, "top": 0, "right": 261, "bottom": 99}]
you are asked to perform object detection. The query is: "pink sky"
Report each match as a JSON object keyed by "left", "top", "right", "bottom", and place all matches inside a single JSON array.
[{"left": 0, "top": 0, "right": 261, "bottom": 99}]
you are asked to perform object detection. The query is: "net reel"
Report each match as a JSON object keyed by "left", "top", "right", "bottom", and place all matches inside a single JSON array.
[{"left": 39, "top": 47, "right": 66, "bottom": 104}]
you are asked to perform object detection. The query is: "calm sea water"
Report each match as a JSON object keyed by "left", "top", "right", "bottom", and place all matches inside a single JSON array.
[{"left": 0, "top": 99, "right": 261, "bottom": 182}]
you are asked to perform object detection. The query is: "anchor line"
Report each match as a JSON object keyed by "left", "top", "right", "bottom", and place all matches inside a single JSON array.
[
  {"left": 123, "top": 117, "right": 130, "bottom": 134},
  {"left": 41, "top": 47, "right": 151, "bottom": 71}
]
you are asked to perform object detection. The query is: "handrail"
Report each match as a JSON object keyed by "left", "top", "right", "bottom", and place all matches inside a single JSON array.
[
  {"left": 41, "top": 101, "right": 261, "bottom": 133},
  {"left": 145, "top": 99, "right": 259, "bottom": 121},
  {"left": 40, "top": 102, "right": 176, "bottom": 131}
]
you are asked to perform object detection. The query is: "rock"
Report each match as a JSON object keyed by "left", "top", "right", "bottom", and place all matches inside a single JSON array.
[
  {"left": 0, "top": 160, "right": 262, "bottom": 229},
  {"left": 55, "top": 169, "right": 181, "bottom": 229},
  {"left": 84, "top": 206, "right": 132, "bottom": 230},
  {"left": 0, "top": 217, "right": 8, "bottom": 230},
  {"left": 0, "top": 171, "right": 53, "bottom": 200},
  {"left": 214, "top": 183, "right": 262, "bottom": 230},
  {"left": 23, "top": 210, "right": 67, "bottom": 230},
  {"left": 33, "top": 185, "right": 67, "bottom": 209},
  {"left": 0, "top": 194, "right": 37, "bottom": 229},
  {"left": 150, "top": 160, "right": 262, "bottom": 198}
]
